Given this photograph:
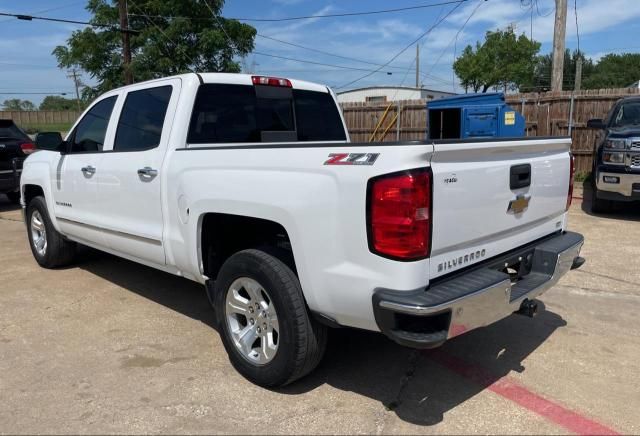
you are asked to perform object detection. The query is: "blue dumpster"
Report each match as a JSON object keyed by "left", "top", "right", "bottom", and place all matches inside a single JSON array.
[{"left": 427, "top": 92, "right": 525, "bottom": 140}]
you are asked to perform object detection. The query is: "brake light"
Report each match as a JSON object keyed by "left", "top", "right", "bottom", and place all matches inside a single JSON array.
[
  {"left": 251, "top": 75, "right": 292, "bottom": 88},
  {"left": 20, "top": 142, "right": 36, "bottom": 155},
  {"left": 368, "top": 169, "right": 432, "bottom": 260},
  {"left": 566, "top": 153, "right": 575, "bottom": 211}
]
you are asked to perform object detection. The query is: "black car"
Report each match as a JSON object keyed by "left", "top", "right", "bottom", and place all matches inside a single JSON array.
[
  {"left": 0, "top": 119, "right": 36, "bottom": 204},
  {"left": 587, "top": 97, "right": 640, "bottom": 212}
]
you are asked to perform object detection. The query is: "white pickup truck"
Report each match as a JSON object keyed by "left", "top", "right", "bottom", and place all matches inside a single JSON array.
[{"left": 20, "top": 73, "right": 584, "bottom": 387}]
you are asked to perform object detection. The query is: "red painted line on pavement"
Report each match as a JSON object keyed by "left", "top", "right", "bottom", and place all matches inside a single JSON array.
[{"left": 427, "top": 351, "right": 619, "bottom": 435}]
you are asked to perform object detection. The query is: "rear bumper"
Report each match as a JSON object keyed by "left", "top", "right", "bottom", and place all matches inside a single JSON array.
[
  {"left": 0, "top": 159, "right": 22, "bottom": 193},
  {"left": 373, "top": 231, "right": 584, "bottom": 349}
]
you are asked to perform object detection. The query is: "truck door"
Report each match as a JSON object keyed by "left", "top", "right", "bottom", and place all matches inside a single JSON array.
[
  {"left": 54, "top": 95, "right": 118, "bottom": 247},
  {"left": 95, "top": 79, "right": 180, "bottom": 266}
]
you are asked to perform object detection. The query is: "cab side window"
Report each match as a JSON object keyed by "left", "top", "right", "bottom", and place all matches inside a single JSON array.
[
  {"left": 69, "top": 96, "right": 117, "bottom": 153},
  {"left": 114, "top": 86, "right": 172, "bottom": 152}
]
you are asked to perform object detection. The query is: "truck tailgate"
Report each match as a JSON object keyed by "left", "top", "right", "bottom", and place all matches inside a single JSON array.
[{"left": 429, "top": 137, "right": 572, "bottom": 279}]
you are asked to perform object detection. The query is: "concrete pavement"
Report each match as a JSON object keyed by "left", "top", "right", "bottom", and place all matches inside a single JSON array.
[{"left": 0, "top": 194, "right": 638, "bottom": 434}]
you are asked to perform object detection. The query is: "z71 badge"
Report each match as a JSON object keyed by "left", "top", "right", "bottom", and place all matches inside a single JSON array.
[{"left": 324, "top": 153, "right": 380, "bottom": 166}]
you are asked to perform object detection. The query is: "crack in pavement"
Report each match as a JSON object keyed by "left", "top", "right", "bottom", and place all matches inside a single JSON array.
[
  {"left": 0, "top": 215, "right": 22, "bottom": 223},
  {"left": 558, "top": 284, "right": 640, "bottom": 300},
  {"left": 384, "top": 349, "right": 420, "bottom": 412},
  {"left": 573, "top": 268, "right": 639, "bottom": 287}
]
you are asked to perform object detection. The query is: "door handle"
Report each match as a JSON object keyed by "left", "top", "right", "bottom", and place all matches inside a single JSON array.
[
  {"left": 137, "top": 167, "right": 158, "bottom": 177},
  {"left": 81, "top": 165, "right": 96, "bottom": 175}
]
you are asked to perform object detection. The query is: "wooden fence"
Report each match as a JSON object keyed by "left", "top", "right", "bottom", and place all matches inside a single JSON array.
[
  {"left": 340, "top": 99, "right": 428, "bottom": 143},
  {"left": 340, "top": 88, "right": 640, "bottom": 174},
  {"left": 4, "top": 88, "right": 639, "bottom": 173},
  {"left": 0, "top": 110, "right": 80, "bottom": 126},
  {"left": 505, "top": 88, "right": 639, "bottom": 173}
]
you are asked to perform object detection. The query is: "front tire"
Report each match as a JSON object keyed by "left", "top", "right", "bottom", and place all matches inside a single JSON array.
[
  {"left": 214, "top": 249, "right": 327, "bottom": 387},
  {"left": 6, "top": 191, "right": 20, "bottom": 204},
  {"left": 26, "top": 196, "right": 76, "bottom": 268},
  {"left": 590, "top": 185, "right": 614, "bottom": 213}
]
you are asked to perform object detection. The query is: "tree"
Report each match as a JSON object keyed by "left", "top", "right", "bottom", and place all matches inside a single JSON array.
[
  {"left": 453, "top": 27, "right": 541, "bottom": 93},
  {"left": 39, "top": 96, "right": 79, "bottom": 111},
  {"left": 583, "top": 53, "right": 640, "bottom": 89},
  {"left": 53, "top": 0, "right": 256, "bottom": 100},
  {"left": 524, "top": 50, "right": 595, "bottom": 92},
  {"left": 2, "top": 99, "right": 36, "bottom": 111}
]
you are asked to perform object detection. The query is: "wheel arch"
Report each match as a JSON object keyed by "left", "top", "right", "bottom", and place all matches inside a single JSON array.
[
  {"left": 198, "top": 212, "right": 297, "bottom": 282},
  {"left": 22, "top": 184, "right": 45, "bottom": 206}
]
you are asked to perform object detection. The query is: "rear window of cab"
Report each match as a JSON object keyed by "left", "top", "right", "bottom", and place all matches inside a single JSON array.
[{"left": 187, "top": 84, "right": 346, "bottom": 144}]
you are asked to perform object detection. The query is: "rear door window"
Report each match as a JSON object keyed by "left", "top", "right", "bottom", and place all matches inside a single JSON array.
[
  {"left": 114, "top": 86, "right": 172, "bottom": 151},
  {"left": 187, "top": 84, "right": 345, "bottom": 144},
  {"left": 293, "top": 89, "right": 346, "bottom": 141}
]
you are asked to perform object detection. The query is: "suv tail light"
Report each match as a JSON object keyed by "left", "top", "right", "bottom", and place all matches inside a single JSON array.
[
  {"left": 566, "top": 153, "right": 575, "bottom": 211},
  {"left": 20, "top": 142, "right": 36, "bottom": 155},
  {"left": 251, "top": 75, "right": 292, "bottom": 88},
  {"left": 367, "top": 169, "right": 432, "bottom": 260}
]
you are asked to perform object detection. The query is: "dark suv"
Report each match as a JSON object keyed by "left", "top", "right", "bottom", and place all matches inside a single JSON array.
[
  {"left": 587, "top": 96, "right": 640, "bottom": 212},
  {"left": 0, "top": 120, "right": 35, "bottom": 204}
]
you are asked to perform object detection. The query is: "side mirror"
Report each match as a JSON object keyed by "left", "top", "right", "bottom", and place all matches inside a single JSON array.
[
  {"left": 586, "top": 119, "right": 606, "bottom": 129},
  {"left": 34, "top": 132, "right": 64, "bottom": 152}
]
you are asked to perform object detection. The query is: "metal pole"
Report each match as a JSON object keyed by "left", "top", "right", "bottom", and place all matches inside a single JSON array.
[
  {"left": 551, "top": 0, "right": 568, "bottom": 92},
  {"left": 569, "top": 57, "right": 582, "bottom": 136},
  {"left": 396, "top": 102, "right": 401, "bottom": 141},
  {"left": 415, "top": 44, "right": 420, "bottom": 89},
  {"left": 568, "top": 93, "right": 574, "bottom": 136}
]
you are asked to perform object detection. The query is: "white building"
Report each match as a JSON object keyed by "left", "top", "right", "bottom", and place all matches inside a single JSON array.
[{"left": 336, "top": 85, "right": 454, "bottom": 104}]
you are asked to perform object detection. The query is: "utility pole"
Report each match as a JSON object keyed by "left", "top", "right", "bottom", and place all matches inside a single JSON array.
[
  {"left": 551, "top": 0, "right": 568, "bottom": 92},
  {"left": 575, "top": 57, "right": 583, "bottom": 91},
  {"left": 66, "top": 68, "right": 82, "bottom": 111},
  {"left": 118, "top": 0, "right": 133, "bottom": 85},
  {"left": 415, "top": 43, "right": 420, "bottom": 88}
]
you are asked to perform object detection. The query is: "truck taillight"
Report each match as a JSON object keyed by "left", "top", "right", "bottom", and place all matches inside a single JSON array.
[
  {"left": 367, "top": 169, "right": 432, "bottom": 260},
  {"left": 566, "top": 153, "right": 575, "bottom": 211},
  {"left": 251, "top": 75, "right": 292, "bottom": 88},
  {"left": 20, "top": 142, "right": 36, "bottom": 155}
]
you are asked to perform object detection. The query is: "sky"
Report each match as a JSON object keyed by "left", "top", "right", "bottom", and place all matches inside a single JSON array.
[{"left": 1, "top": 0, "right": 640, "bottom": 106}]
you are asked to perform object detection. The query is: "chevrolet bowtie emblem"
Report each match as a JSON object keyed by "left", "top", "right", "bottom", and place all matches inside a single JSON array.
[{"left": 507, "top": 194, "right": 531, "bottom": 214}]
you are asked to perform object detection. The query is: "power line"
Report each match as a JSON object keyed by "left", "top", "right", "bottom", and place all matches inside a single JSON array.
[
  {"left": 255, "top": 34, "right": 453, "bottom": 85},
  {"left": 252, "top": 52, "right": 396, "bottom": 73},
  {"left": 0, "top": 61, "right": 59, "bottom": 68},
  {"left": 123, "top": 0, "right": 460, "bottom": 85},
  {"left": 0, "top": 1, "right": 84, "bottom": 24},
  {"left": 535, "top": 0, "right": 555, "bottom": 17},
  {"left": 336, "top": 0, "right": 466, "bottom": 90},
  {"left": 424, "top": 0, "right": 485, "bottom": 88},
  {"left": 386, "top": 4, "right": 450, "bottom": 102},
  {"left": 0, "top": 92, "right": 72, "bottom": 95},
  {"left": 128, "top": 0, "right": 468, "bottom": 23},
  {"left": 257, "top": 34, "right": 406, "bottom": 71},
  {"left": 0, "top": 10, "right": 139, "bottom": 33},
  {"left": 127, "top": 2, "right": 196, "bottom": 69}
]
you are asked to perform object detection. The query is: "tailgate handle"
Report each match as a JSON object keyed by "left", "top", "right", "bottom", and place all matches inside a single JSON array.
[{"left": 510, "top": 164, "right": 531, "bottom": 189}]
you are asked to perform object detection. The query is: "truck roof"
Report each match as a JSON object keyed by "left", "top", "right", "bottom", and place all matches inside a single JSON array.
[
  {"left": 198, "top": 73, "right": 329, "bottom": 93},
  {"left": 105, "top": 72, "right": 330, "bottom": 94}
]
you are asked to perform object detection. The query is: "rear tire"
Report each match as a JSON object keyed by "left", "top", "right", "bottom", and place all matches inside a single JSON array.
[
  {"left": 590, "top": 186, "right": 614, "bottom": 213},
  {"left": 6, "top": 191, "right": 20, "bottom": 204},
  {"left": 26, "top": 196, "right": 76, "bottom": 268},
  {"left": 214, "top": 249, "right": 327, "bottom": 387}
]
